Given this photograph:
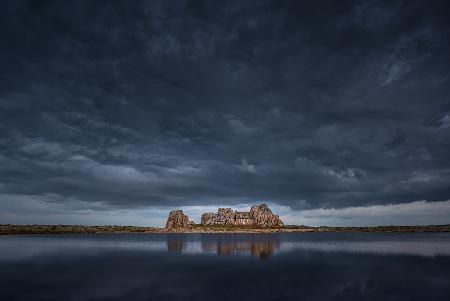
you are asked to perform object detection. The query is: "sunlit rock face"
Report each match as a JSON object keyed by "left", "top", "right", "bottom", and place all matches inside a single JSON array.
[
  {"left": 250, "top": 204, "right": 284, "bottom": 227},
  {"left": 165, "top": 210, "right": 193, "bottom": 229},
  {"left": 201, "top": 213, "right": 218, "bottom": 226},
  {"left": 216, "top": 208, "right": 236, "bottom": 225},
  {"left": 200, "top": 204, "right": 283, "bottom": 227},
  {"left": 201, "top": 209, "right": 235, "bottom": 225}
]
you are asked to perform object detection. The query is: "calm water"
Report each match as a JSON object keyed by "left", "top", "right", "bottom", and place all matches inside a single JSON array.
[{"left": 1, "top": 233, "right": 450, "bottom": 300}]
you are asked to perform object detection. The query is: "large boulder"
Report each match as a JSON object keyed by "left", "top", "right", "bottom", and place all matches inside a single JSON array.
[
  {"left": 250, "top": 204, "right": 284, "bottom": 227},
  {"left": 216, "top": 208, "right": 236, "bottom": 225},
  {"left": 201, "top": 208, "right": 235, "bottom": 226},
  {"left": 201, "top": 212, "right": 217, "bottom": 225},
  {"left": 165, "top": 210, "right": 193, "bottom": 229}
]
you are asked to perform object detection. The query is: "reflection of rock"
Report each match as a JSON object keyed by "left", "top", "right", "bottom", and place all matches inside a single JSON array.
[
  {"left": 167, "top": 239, "right": 184, "bottom": 253},
  {"left": 165, "top": 210, "right": 193, "bottom": 229},
  {"left": 201, "top": 240, "right": 217, "bottom": 252},
  {"left": 200, "top": 203, "right": 283, "bottom": 227},
  {"left": 250, "top": 241, "right": 280, "bottom": 258},
  {"left": 201, "top": 239, "right": 280, "bottom": 259}
]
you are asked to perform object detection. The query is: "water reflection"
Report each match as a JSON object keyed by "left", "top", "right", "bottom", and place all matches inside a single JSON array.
[
  {"left": 203, "top": 239, "right": 280, "bottom": 258},
  {"left": 2, "top": 233, "right": 450, "bottom": 260},
  {"left": 167, "top": 237, "right": 186, "bottom": 253},
  {"left": 164, "top": 233, "right": 450, "bottom": 258},
  {"left": 0, "top": 234, "right": 450, "bottom": 300},
  {"left": 167, "top": 236, "right": 280, "bottom": 258}
]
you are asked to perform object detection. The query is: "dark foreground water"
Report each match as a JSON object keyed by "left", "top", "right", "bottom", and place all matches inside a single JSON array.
[{"left": 1, "top": 233, "right": 450, "bottom": 301}]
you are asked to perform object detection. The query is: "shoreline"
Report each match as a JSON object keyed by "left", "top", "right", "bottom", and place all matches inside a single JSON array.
[{"left": 1, "top": 224, "right": 450, "bottom": 235}]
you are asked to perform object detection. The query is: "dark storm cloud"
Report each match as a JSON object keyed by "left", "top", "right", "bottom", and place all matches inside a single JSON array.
[{"left": 1, "top": 0, "right": 450, "bottom": 212}]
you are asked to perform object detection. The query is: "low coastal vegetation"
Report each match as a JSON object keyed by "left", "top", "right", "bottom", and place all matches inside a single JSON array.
[
  {"left": 168, "top": 224, "right": 450, "bottom": 233},
  {"left": 1, "top": 223, "right": 449, "bottom": 235},
  {"left": 0, "top": 224, "right": 159, "bottom": 235}
]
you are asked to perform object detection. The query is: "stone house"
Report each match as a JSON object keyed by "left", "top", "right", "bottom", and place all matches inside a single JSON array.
[{"left": 235, "top": 212, "right": 254, "bottom": 226}]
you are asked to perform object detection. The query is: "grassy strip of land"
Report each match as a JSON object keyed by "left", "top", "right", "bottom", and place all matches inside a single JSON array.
[
  {"left": 288, "top": 224, "right": 450, "bottom": 233},
  {"left": 0, "top": 224, "right": 161, "bottom": 235},
  {"left": 1, "top": 224, "right": 450, "bottom": 235},
  {"left": 171, "top": 224, "right": 450, "bottom": 233}
]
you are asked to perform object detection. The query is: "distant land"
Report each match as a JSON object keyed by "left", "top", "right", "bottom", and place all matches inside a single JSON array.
[
  {"left": 2, "top": 203, "right": 449, "bottom": 235},
  {"left": 1, "top": 224, "right": 450, "bottom": 235}
]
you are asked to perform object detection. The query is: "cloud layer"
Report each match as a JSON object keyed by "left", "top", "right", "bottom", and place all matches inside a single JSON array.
[{"left": 1, "top": 1, "right": 450, "bottom": 225}]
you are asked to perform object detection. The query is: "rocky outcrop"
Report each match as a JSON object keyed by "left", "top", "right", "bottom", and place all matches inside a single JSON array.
[
  {"left": 200, "top": 204, "right": 284, "bottom": 227},
  {"left": 250, "top": 204, "right": 284, "bottom": 227},
  {"left": 201, "top": 208, "right": 235, "bottom": 225},
  {"left": 216, "top": 208, "right": 236, "bottom": 225},
  {"left": 165, "top": 210, "right": 193, "bottom": 229},
  {"left": 201, "top": 212, "right": 217, "bottom": 225}
]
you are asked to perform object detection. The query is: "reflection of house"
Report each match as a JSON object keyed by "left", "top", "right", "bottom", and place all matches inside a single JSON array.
[
  {"left": 168, "top": 237, "right": 281, "bottom": 258},
  {"left": 235, "top": 212, "right": 254, "bottom": 226},
  {"left": 202, "top": 239, "right": 280, "bottom": 259}
]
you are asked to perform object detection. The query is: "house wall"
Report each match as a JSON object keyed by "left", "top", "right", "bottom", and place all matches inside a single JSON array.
[{"left": 235, "top": 218, "right": 254, "bottom": 226}]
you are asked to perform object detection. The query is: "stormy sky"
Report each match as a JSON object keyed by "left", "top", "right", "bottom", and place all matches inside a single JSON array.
[{"left": 1, "top": 0, "right": 450, "bottom": 226}]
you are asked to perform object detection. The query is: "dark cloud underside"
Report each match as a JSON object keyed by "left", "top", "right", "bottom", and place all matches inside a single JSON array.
[{"left": 1, "top": 0, "right": 450, "bottom": 214}]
